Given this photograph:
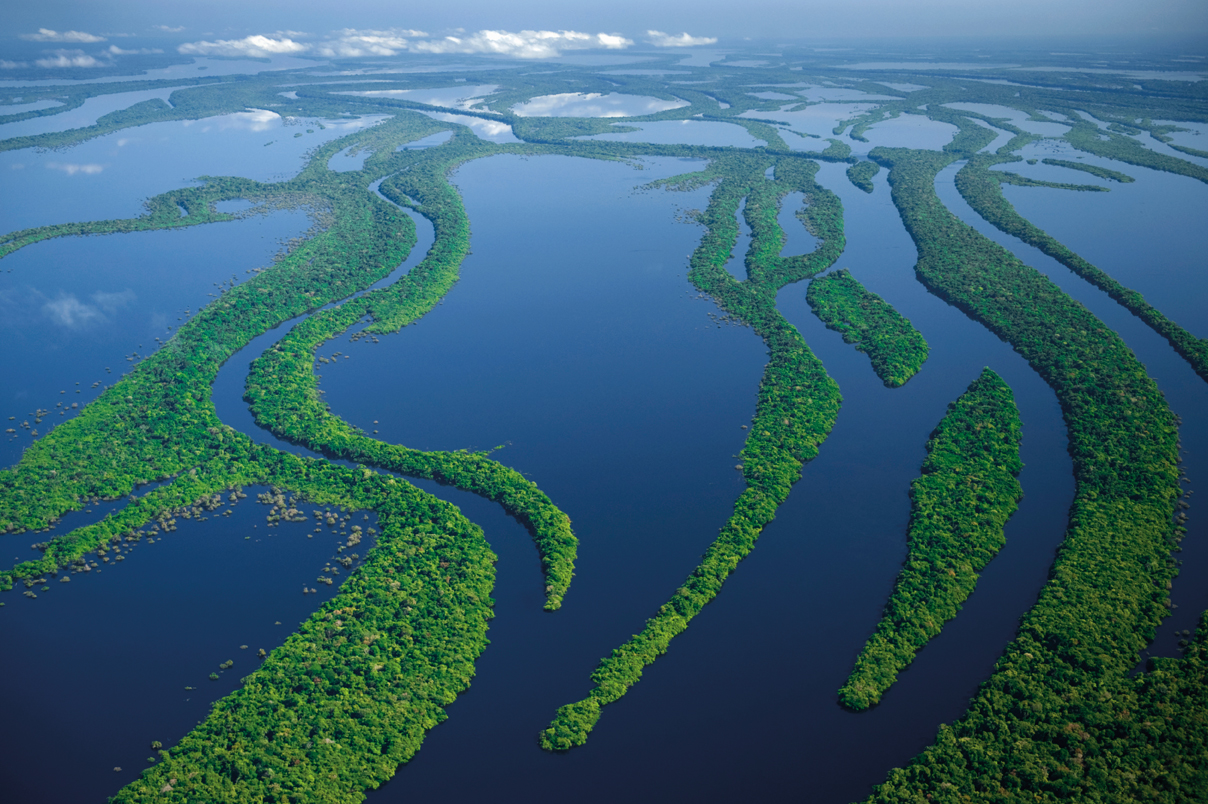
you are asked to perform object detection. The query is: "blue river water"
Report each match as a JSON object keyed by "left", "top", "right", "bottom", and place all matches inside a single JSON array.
[{"left": 0, "top": 105, "right": 1204, "bottom": 804}]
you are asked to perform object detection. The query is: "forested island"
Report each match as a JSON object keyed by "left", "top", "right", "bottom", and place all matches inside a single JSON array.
[{"left": 0, "top": 39, "right": 1205, "bottom": 804}]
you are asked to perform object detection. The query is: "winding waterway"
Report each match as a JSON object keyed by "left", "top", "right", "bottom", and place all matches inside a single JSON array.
[
  {"left": 935, "top": 161, "right": 1208, "bottom": 663},
  {"left": 1, "top": 96, "right": 1204, "bottom": 803}
]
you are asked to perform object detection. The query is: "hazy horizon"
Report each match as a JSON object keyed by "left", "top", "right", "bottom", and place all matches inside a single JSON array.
[{"left": 4, "top": 0, "right": 1206, "bottom": 62}]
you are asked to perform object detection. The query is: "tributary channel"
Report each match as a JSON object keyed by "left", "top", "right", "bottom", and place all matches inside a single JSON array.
[{"left": 2, "top": 137, "right": 1193, "bottom": 803}]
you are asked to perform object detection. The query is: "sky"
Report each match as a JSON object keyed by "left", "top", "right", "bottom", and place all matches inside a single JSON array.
[{"left": 3, "top": 0, "right": 1207, "bottom": 62}]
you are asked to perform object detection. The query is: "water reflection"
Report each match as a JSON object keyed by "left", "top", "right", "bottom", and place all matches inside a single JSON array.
[
  {"left": 512, "top": 92, "right": 688, "bottom": 118},
  {"left": 0, "top": 210, "right": 312, "bottom": 470},
  {"left": 0, "top": 112, "right": 388, "bottom": 231},
  {"left": 798, "top": 86, "right": 901, "bottom": 102},
  {"left": 418, "top": 111, "right": 518, "bottom": 142},
  {"left": 0, "top": 87, "right": 175, "bottom": 139},
  {"left": 777, "top": 191, "right": 818, "bottom": 256},
  {"left": 842, "top": 61, "right": 1020, "bottom": 71},
  {"left": 577, "top": 119, "right": 762, "bottom": 147},
  {"left": 0, "top": 55, "right": 322, "bottom": 88},
  {"left": 944, "top": 103, "right": 1070, "bottom": 137},
  {"left": 992, "top": 158, "right": 1208, "bottom": 338},
  {"left": 337, "top": 84, "right": 499, "bottom": 111},
  {"left": 0, "top": 99, "right": 64, "bottom": 115},
  {"left": 858, "top": 113, "right": 958, "bottom": 152},
  {"left": 741, "top": 103, "right": 876, "bottom": 138}
]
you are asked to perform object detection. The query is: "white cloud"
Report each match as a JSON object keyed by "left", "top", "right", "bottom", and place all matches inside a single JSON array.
[
  {"left": 92, "top": 290, "right": 136, "bottom": 313},
  {"left": 109, "top": 45, "right": 164, "bottom": 55},
  {"left": 314, "top": 28, "right": 428, "bottom": 58},
  {"left": 35, "top": 50, "right": 106, "bottom": 68},
  {"left": 21, "top": 28, "right": 106, "bottom": 43},
  {"left": 513, "top": 92, "right": 688, "bottom": 117},
  {"left": 647, "top": 31, "right": 718, "bottom": 47},
  {"left": 409, "top": 30, "right": 633, "bottom": 59},
  {"left": 178, "top": 34, "right": 309, "bottom": 58},
  {"left": 178, "top": 28, "right": 631, "bottom": 62},
  {"left": 421, "top": 111, "right": 517, "bottom": 142},
  {"left": 45, "top": 161, "right": 105, "bottom": 175},
  {"left": 155, "top": 25, "right": 185, "bottom": 33},
  {"left": 0, "top": 60, "right": 28, "bottom": 69},
  {"left": 43, "top": 294, "right": 103, "bottom": 328},
  {"left": 182, "top": 109, "right": 282, "bottom": 132}
]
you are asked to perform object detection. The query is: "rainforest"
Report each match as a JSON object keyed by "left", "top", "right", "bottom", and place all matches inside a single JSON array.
[{"left": 1, "top": 33, "right": 1206, "bottom": 804}]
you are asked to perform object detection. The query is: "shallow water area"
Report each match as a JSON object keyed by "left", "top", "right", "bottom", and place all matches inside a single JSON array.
[
  {"left": 741, "top": 103, "right": 875, "bottom": 138},
  {"left": 577, "top": 119, "right": 763, "bottom": 147},
  {"left": 1155, "top": 119, "right": 1208, "bottom": 152},
  {"left": 855, "top": 113, "right": 958, "bottom": 152},
  {"left": 360, "top": 155, "right": 1076, "bottom": 804},
  {"left": 675, "top": 50, "right": 727, "bottom": 68},
  {"left": 777, "top": 191, "right": 818, "bottom": 255},
  {"left": 417, "top": 111, "right": 518, "bottom": 142},
  {"left": 798, "top": 86, "right": 901, "bottom": 102},
  {"left": 842, "top": 61, "right": 1019, "bottom": 71},
  {"left": 994, "top": 158, "right": 1208, "bottom": 338},
  {"left": 0, "top": 56, "right": 323, "bottom": 88},
  {"left": 935, "top": 161, "right": 1208, "bottom": 663},
  {"left": 511, "top": 92, "right": 688, "bottom": 117},
  {"left": 0, "top": 87, "right": 176, "bottom": 140},
  {"left": 0, "top": 484, "right": 364, "bottom": 804},
  {"left": 0, "top": 111, "right": 386, "bottom": 231},
  {"left": 0, "top": 209, "right": 312, "bottom": 470},
  {"left": 1011, "top": 66, "right": 1207, "bottom": 82},
  {"left": 337, "top": 84, "right": 499, "bottom": 110},
  {"left": 943, "top": 102, "right": 1071, "bottom": 137},
  {"left": 972, "top": 119, "right": 1015, "bottom": 152},
  {"left": 1126, "top": 131, "right": 1208, "bottom": 169},
  {"left": 0, "top": 98, "right": 64, "bottom": 115}
]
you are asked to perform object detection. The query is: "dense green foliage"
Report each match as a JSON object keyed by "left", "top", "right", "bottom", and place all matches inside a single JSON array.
[
  {"left": 0, "top": 114, "right": 584, "bottom": 800},
  {"left": 111, "top": 458, "right": 498, "bottom": 803},
  {"left": 1041, "top": 158, "right": 1135, "bottom": 183},
  {"left": 846, "top": 160, "right": 881, "bottom": 193},
  {"left": 2, "top": 50, "right": 1207, "bottom": 802},
  {"left": 992, "top": 170, "right": 1108, "bottom": 192},
  {"left": 540, "top": 152, "right": 846, "bottom": 750},
  {"left": 840, "top": 369, "right": 1023, "bottom": 710},
  {"left": 806, "top": 268, "right": 929, "bottom": 387},
  {"left": 1064, "top": 120, "right": 1208, "bottom": 185},
  {"left": 864, "top": 146, "right": 1182, "bottom": 802},
  {"left": 243, "top": 145, "right": 577, "bottom": 610},
  {"left": 956, "top": 155, "right": 1208, "bottom": 383}
]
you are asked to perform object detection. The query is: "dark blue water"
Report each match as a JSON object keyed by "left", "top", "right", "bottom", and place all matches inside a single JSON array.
[
  {"left": 0, "top": 485, "right": 361, "bottom": 803},
  {"left": 210, "top": 190, "right": 434, "bottom": 459},
  {"left": 0, "top": 88, "right": 177, "bottom": 140},
  {"left": 0, "top": 210, "right": 312, "bottom": 474},
  {"left": 778, "top": 190, "right": 818, "bottom": 256},
  {"left": 936, "top": 162, "right": 1208, "bottom": 663},
  {"left": 0, "top": 124, "right": 1201, "bottom": 804},
  {"left": 339, "top": 158, "right": 1069, "bottom": 803},
  {"left": 998, "top": 159, "right": 1208, "bottom": 339},
  {"left": 0, "top": 113, "right": 386, "bottom": 231},
  {"left": 724, "top": 197, "right": 753, "bottom": 280}
]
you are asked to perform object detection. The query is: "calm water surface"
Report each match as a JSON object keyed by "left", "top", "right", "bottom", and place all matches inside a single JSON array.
[
  {"left": 0, "top": 103, "right": 1203, "bottom": 803},
  {"left": 0, "top": 211, "right": 312, "bottom": 473},
  {"left": 0, "top": 485, "right": 362, "bottom": 803},
  {"left": 580, "top": 119, "right": 763, "bottom": 147},
  {"left": 0, "top": 112, "right": 385, "bottom": 231},
  {"left": 936, "top": 162, "right": 1208, "bottom": 662}
]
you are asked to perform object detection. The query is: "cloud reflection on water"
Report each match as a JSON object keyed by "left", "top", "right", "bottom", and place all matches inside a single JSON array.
[
  {"left": 512, "top": 92, "right": 688, "bottom": 118},
  {"left": 41, "top": 289, "right": 135, "bottom": 328}
]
